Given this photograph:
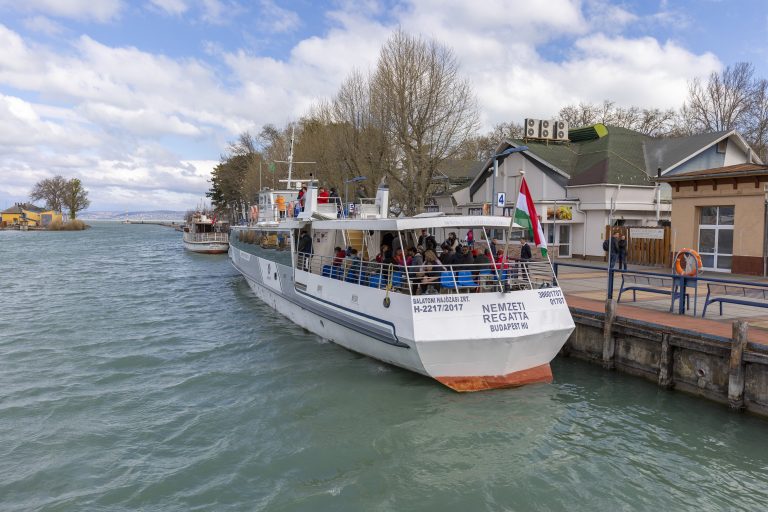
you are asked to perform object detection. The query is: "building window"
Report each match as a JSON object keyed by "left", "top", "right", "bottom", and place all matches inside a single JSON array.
[
  {"left": 468, "top": 207, "right": 483, "bottom": 216},
  {"left": 698, "top": 206, "right": 734, "bottom": 271},
  {"left": 503, "top": 207, "right": 515, "bottom": 217},
  {"left": 716, "top": 140, "right": 727, "bottom": 153}
]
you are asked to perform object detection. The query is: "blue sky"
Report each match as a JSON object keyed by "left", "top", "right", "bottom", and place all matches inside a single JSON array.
[{"left": 0, "top": 0, "right": 766, "bottom": 211}]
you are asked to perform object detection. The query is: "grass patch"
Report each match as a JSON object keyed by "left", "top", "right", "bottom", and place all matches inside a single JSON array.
[{"left": 47, "top": 219, "right": 90, "bottom": 231}]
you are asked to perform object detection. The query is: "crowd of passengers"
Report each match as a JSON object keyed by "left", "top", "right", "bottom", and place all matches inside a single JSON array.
[{"left": 323, "top": 229, "right": 533, "bottom": 294}]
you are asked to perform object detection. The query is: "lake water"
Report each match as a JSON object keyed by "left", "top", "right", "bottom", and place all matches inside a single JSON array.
[{"left": 1, "top": 222, "right": 767, "bottom": 511}]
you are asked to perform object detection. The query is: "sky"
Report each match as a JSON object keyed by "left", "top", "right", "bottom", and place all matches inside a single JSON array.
[{"left": 0, "top": 0, "right": 767, "bottom": 212}]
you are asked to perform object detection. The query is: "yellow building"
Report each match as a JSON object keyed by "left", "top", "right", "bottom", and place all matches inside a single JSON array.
[
  {"left": 1, "top": 203, "right": 63, "bottom": 228},
  {"left": 658, "top": 163, "right": 768, "bottom": 275}
]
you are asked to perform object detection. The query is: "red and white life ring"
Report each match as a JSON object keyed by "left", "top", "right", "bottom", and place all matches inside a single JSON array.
[{"left": 674, "top": 248, "right": 703, "bottom": 276}]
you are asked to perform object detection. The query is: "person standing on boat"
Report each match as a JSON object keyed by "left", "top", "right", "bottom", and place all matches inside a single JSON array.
[
  {"left": 317, "top": 187, "right": 330, "bottom": 204},
  {"left": 418, "top": 230, "right": 437, "bottom": 252},
  {"left": 466, "top": 229, "right": 474, "bottom": 248},
  {"left": 446, "top": 232, "right": 459, "bottom": 251},
  {"left": 297, "top": 186, "right": 307, "bottom": 211},
  {"left": 520, "top": 238, "right": 532, "bottom": 262},
  {"left": 276, "top": 194, "right": 286, "bottom": 219},
  {"left": 418, "top": 250, "right": 445, "bottom": 294},
  {"left": 298, "top": 230, "right": 312, "bottom": 270}
]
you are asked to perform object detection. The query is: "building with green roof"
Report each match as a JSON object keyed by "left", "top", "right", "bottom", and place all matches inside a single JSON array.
[{"left": 434, "top": 124, "right": 761, "bottom": 259}]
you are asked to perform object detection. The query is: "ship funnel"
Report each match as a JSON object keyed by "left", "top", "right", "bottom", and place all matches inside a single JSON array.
[{"left": 374, "top": 180, "right": 389, "bottom": 219}]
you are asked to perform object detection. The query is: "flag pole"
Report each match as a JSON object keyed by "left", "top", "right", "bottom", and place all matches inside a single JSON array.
[{"left": 508, "top": 170, "right": 525, "bottom": 249}]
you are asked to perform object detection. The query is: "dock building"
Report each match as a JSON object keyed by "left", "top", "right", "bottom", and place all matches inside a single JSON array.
[{"left": 432, "top": 124, "right": 761, "bottom": 260}]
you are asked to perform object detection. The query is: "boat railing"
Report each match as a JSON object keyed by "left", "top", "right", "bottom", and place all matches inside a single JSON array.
[
  {"left": 296, "top": 252, "right": 557, "bottom": 295},
  {"left": 184, "top": 232, "right": 229, "bottom": 243}
]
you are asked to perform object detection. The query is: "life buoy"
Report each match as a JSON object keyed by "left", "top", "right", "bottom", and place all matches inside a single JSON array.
[{"left": 674, "top": 248, "right": 703, "bottom": 276}]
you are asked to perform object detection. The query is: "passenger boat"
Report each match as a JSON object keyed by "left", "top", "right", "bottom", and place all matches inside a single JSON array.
[
  {"left": 229, "top": 182, "right": 575, "bottom": 391},
  {"left": 183, "top": 212, "right": 229, "bottom": 254}
]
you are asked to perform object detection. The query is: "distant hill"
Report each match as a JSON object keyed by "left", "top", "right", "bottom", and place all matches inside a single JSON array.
[{"left": 79, "top": 210, "right": 186, "bottom": 221}]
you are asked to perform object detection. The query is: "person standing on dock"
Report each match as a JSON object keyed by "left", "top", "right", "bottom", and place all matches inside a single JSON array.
[
  {"left": 618, "top": 234, "right": 628, "bottom": 270},
  {"left": 607, "top": 231, "right": 620, "bottom": 268}
]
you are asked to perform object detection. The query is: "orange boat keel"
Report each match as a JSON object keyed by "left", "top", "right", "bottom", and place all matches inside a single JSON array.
[{"left": 435, "top": 363, "right": 553, "bottom": 392}]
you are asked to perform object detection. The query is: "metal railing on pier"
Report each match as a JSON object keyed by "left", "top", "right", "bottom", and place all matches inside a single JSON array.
[{"left": 553, "top": 261, "right": 768, "bottom": 318}]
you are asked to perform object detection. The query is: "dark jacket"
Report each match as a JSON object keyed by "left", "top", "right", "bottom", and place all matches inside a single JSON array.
[
  {"left": 298, "top": 233, "right": 312, "bottom": 254},
  {"left": 618, "top": 239, "right": 627, "bottom": 256},
  {"left": 520, "top": 242, "right": 532, "bottom": 261}
]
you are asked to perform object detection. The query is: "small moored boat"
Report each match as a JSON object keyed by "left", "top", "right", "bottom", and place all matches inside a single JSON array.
[{"left": 183, "top": 212, "right": 229, "bottom": 254}]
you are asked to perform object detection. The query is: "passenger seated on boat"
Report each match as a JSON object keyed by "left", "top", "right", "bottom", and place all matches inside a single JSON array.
[
  {"left": 375, "top": 244, "right": 394, "bottom": 265},
  {"left": 417, "top": 250, "right": 445, "bottom": 293},
  {"left": 393, "top": 248, "right": 410, "bottom": 270},
  {"left": 346, "top": 248, "right": 362, "bottom": 283},
  {"left": 417, "top": 229, "right": 434, "bottom": 250},
  {"left": 439, "top": 243, "right": 456, "bottom": 265},
  {"left": 453, "top": 245, "right": 474, "bottom": 271},
  {"left": 474, "top": 248, "right": 494, "bottom": 272},
  {"left": 332, "top": 246, "right": 346, "bottom": 279},
  {"left": 408, "top": 247, "right": 424, "bottom": 293}
]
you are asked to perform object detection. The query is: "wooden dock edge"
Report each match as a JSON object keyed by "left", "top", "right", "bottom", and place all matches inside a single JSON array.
[{"left": 563, "top": 301, "right": 768, "bottom": 418}]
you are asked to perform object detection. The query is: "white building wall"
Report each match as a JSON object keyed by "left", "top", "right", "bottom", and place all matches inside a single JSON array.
[
  {"left": 724, "top": 136, "right": 749, "bottom": 166},
  {"left": 473, "top": 153, "right": 567, "bottom": 207}
]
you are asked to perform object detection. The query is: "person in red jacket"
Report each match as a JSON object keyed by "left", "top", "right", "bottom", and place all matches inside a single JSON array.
[{"left": 317, "top": 187, "right": 330, "bottom": 204}]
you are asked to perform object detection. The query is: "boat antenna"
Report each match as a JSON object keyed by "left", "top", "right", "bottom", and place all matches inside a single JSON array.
[{"left": 274, "top": 125, "right": 315, "bottom": 190}]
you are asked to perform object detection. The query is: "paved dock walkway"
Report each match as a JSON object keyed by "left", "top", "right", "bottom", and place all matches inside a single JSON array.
[
  {"left": 555, "top": 259, "right": 768, "bottom": 335},
  {"left": 566, "top": 294, "right": 768, "bottom": 345}
]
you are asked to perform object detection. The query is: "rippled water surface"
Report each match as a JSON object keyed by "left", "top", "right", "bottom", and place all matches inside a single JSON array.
[{"left": 1, "top": 222, "right": 767, "bottom": 511}]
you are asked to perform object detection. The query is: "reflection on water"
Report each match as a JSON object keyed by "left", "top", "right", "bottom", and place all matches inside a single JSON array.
[{"left": 0, "top": 222, "right": 767, "bottom": 511}]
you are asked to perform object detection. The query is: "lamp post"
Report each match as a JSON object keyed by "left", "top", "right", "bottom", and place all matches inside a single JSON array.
[{"left": 491, "top": 145, "right": 529, "bottom": 216}]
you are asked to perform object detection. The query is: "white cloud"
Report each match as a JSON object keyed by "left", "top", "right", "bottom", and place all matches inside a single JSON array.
[
  {"left": 148, "top": 0, "right": 189, "bottom": 16},
  {"left": 22, "top": 15, "right": 66, "bottom": 36},
  {"left": 0, "top": 1, "right": 733, "bottom": 211},
  {"left": 0, "top": 0, "right": 123, "bottom": 22},
  {"left": 258, "top": 0, "right": 300, "bottom": 33}
]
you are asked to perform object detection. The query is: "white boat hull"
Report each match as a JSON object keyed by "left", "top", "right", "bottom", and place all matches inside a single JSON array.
[
  {"left": 230, "top": 245, "right": 575, "bottom": 391},
  {"left": 183, "top": 240, "right": 229, "bottom": 254}
]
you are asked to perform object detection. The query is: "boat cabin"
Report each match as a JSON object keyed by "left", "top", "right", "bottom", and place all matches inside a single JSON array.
[{"left": 290, "top": 215, "right": 552, "bottom": 294}]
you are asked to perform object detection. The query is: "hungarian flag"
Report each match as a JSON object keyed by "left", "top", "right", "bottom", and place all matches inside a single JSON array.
[{"left": 514, "top": 177, "right": 548, "bottom": 258}]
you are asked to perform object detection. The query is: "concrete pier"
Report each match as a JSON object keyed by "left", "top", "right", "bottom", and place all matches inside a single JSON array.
[{"left": 564, "top": 295, "right": 768, "bottom": 418}]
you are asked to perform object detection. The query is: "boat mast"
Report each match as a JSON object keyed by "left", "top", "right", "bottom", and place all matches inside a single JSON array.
[{"left": 287, "top": 126, "right": 295, "bottom": 190}]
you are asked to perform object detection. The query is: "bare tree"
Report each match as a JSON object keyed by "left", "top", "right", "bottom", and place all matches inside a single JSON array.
[
  {"left": 682, "top": 63, "right": 755, "bottom": 132},
  {"left": 743, "top": 78, "right": 768, "bottom": 161},
  {"left": 558, "top": 100, "right": 676, "bottom": 136},
  {"left": 63, "top": 178, "right": 90, "bottom": 219},
  {"left": 29, "top": 175, "right": 68, "bottom": 212},
  {"left": 370, "top": 29, "right": 479, "bottom": 214},
  {"left": 455, "top": 121, "right": 524, "bottom": 161}
]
